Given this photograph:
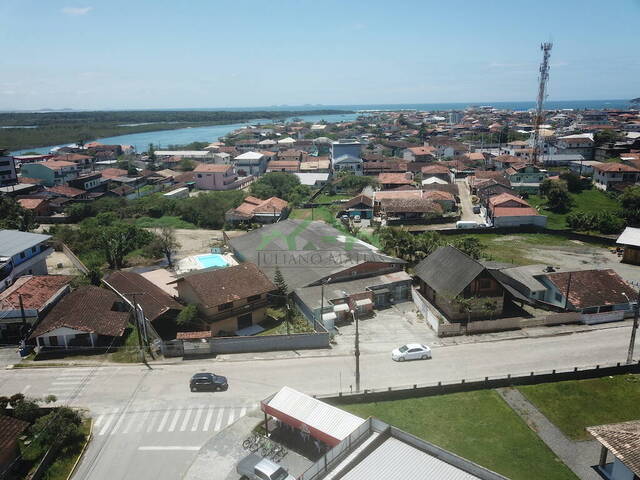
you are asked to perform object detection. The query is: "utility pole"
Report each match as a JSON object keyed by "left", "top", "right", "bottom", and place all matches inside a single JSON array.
[
  {"left": 353, "top": 308, "right": 360, "bottom": 392},
  {"left": 129, "top": 293, "right": 145, "bottom": 363},
  {"left": 286, "top": 300, "right": 291, "bottom": 336},
  {"left": 318, "top": 277, "right": 332, "bottom": 332},
  {"left": 564, "top": 271, "right": 573, "bottom": 311},
  {"left": 627, "top": 289, "right": 640, "bottom": 364},
  {"left": 18, "top": 294, "right": 28, "bottom": 342},
  {"left": 531, "top": 42, "right": 553, "bottom": 166}
]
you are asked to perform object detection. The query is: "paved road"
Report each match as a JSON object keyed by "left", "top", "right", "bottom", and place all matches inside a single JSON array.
[
  {"left": 0, "top": 326, "right": 635, "bottom": 480},
  {"left": 456, "top": 178, "right": 485, "bottom": 223}
]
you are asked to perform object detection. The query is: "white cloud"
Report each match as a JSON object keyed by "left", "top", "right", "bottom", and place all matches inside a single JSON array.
[{"left": 61, "top": 6, "right": 92, "bottom": 16}]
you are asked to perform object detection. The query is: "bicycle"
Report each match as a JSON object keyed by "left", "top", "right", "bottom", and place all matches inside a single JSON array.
[{"left": 242, "top": 434, "right": 260, "bottom": 450}]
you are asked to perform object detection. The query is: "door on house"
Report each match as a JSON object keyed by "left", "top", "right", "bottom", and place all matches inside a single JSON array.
[{"left": 237, "top": 313, "right": 252, "bottom": 330}]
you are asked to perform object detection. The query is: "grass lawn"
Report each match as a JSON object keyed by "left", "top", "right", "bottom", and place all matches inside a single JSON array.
[
  {"left": 518, "top": 374, "right": 640, "bottom": 441},
  {"left": 314, "top": 193, "right": 350, "bottom": 203},
  {"left": 529, "top": 189, "right": 620, "bottom": 230},
  {"left": 341, "top": 390, "right": 576, "bottom": 480},
  {"left": 452, "top": 232, "right": 600, "bottom": 265},
  {"left": 134, "top": 215, "right": 197, "bottom": 229},
  {"left": 40, "top": 418, "right": 92, "bottom": 480},
  {"left": 110, "top": 326, "right": 143, "bottom": 363},
  {"left": 290, "top": 207, "right": 337, "bottom": 223}
]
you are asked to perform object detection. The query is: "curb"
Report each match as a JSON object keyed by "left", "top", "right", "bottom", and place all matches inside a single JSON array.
[{"left": 67, "top": 417, "right": 93, "bottom": 480}]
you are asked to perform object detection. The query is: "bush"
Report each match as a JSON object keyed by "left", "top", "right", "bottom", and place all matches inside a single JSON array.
[
  {"left": 0, "top": 396, "right": 9, "bottom": 410},
  {"left": 567, "top": 210, "right": 625, "bottom": 234},
  {"left": 9, "top": 393, "right": 25, "bottom": 407}
]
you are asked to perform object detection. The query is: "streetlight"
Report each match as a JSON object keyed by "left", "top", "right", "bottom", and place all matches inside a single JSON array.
[
  {"left": 342, "top": 290, "right": 360, "bottom": 392},
  {"left": 317, "top": 277, "right": 332, "bottom": 332},
  {"left": 622, "top": 291, "right": 640, "bottom": 364}
]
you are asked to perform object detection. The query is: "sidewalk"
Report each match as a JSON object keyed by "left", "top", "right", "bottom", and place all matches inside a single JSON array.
[{"left": 497, "top": 387, "right": 600, "bottom": 480}]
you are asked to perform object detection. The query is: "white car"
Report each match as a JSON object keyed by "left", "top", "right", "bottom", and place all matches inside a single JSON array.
[{"left": 392, "top": 343, "right": 432, "bottom": 362}]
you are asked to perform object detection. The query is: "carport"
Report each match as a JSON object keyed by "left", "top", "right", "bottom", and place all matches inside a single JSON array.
[{"left": 261, "top": 386, "right": 364, "bottom": 447}]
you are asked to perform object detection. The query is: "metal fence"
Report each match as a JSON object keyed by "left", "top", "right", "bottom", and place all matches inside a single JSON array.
[{"left": 316, "top": 361, "right": 640, "bottom": 404}]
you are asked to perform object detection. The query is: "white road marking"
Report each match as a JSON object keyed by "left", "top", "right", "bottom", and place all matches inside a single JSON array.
[
  {"left": 110, "top": 410, "right": 127, "bottom": 435},
  {"left": 52, "top": 380, "right": 82, "bottom": 385},
  {"left": 136, "top": 409, "right": 151, "bottom": 433},
  {"left": 214, "top": 408, "right": 224, "bottom": 431},
  {"left": 122, "top": 412, "right": 138, "bottom": 434},
  {"left": 146, "top": 411, "right": 159, "bottom": 433},
  {"left": 226, "top": 409, "right": 235, "bottom": 426},
  {"left": 157, "top": 410, "right": 171, "bottom": 432},
  {"left": 180, "top": 409, "right": 193, "bottom": 432},
  {"left": 202, "top": 407, "right": 214, "bottom": 431},
  {"left": 21, "top": 385, "right": 31, "bottom": 394},
  {"left": 168, "top": 410, "right": 181, "bottom": 433},
  {"left": 190, "top": 406, "right": 203, "bottom": 432},
  {"left": 138, "top": 446, "right": 200, "bottom": 451},
  {"left": 239, "top": 407, "right": 247, "bottom": 418},
  {"left": 99, "top": 409, "right": 118, "bottom": 436},
  {"left": 94, "top": 414, "right": 105, "bottom": 428}
]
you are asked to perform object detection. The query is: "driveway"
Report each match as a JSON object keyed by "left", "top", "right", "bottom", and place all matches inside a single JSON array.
[{"left": 456, "top": 179, "right": 485, "bottom": 223}]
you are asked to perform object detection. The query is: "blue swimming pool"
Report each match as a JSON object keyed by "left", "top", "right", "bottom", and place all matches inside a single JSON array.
[{"left": 196, "top": 254, "right": 229, "bottom": 269}]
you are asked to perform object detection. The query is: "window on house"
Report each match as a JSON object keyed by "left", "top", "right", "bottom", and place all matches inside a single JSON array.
[
  {"left": 218, "top": 302, "right": 233, "bottom": 311},
  {"left": 247, "top": 294, "right": 261, "bottom": 302},
  {"left": 20, "top": 252, "right": 25, "bottom": 259},
  {"left": 555, "top": 292, "right": 563, "bottom": 302},
  {"left": 32, "top": 247, "right": 36, "bottom": 253}
]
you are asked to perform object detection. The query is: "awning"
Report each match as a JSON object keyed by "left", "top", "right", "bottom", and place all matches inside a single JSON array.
[
  {"left": 261, "top": 386, "right": 365, "bottom": 446},
  {"left": 355, "top": 298, "right": 373, "bottom": 307},
  {"left": 333, "top": 303, "right": 350, "bottom": 312}
]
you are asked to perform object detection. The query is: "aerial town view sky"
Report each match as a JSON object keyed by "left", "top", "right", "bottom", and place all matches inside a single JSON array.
[{"left": 1, "top": 0, "right": 639, "bottom": 109}]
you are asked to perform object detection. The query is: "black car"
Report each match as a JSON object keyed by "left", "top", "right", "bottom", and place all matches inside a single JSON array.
[{"left": 190, "top": 373, "right": 228, "bottom": 392}]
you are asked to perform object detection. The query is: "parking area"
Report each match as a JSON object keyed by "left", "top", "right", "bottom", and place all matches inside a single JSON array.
[
  {"left": 332, "top": 301, "right": 437, "bottom": 356},
  {"left": 184, "top": 410, "right": 313, "bottom": 480}
]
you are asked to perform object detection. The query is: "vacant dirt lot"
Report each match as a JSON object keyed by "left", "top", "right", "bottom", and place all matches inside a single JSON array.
[{"left": 172, "top": 228, "right": 246, "bottom": 260}]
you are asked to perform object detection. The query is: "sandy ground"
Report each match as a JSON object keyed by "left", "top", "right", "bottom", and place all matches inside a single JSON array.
[
  {"left": 46, "top": 250, "right": 83, "bottom": 276},
  {"left": 172, "top": 228, "right": 246, "bottom": 260},
  {"left": 526, "top": 241, "right": 640, "bottom": 285}
]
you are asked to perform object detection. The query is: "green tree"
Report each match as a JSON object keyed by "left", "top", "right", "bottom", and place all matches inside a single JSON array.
[
  {"left": 594, "top": 129, "right": 621, "bottom": 146},
  {"left": 451, "top": 237, "right": 485, "bottom": 259},
  {"left": 251, "top": 172, "right": 310, "bottom": 204},
  {"left": 146, "top": 227, "right": 181, "bottom": 268},
  {"left": 179, "top": 158, "right": 195, "bottom": 171},
  {"left": 30, "top": 407, "right": 84, "bottom": 451},
  {"left": 148, "top": 143, "right": 156, "bottom": 162},
  {"left": 273, "top": 267, "right": 288, "bottom": 306},
  {"left": 176, "top": 304, "right": 203, "bottom": 329},
  {"left": 559, "top": 171, "right": 583, "bottom": 193},
  {"left": 0, "top": 197, "right": 38, "bottom": 231},
  {"left": 544, "top": 180, "right": 571, "bottom": 212},
  {"left": 336, "top": 173, "right": 379, "bottom": 194},
  {"left": 99, "top": 223, "right": 152, "bottom": 269}
]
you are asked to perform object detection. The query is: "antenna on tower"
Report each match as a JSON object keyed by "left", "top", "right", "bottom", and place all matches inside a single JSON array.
[{"left": 531, "top": 42, "right": 552, "bottom": 165}]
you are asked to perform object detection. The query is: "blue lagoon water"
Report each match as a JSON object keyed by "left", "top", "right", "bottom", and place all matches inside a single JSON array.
[{"left": 10, "top": 100, "right": 633, "bottom": 155}]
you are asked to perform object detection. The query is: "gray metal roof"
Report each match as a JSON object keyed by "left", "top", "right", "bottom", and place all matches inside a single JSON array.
[
  {"left": 617, "top": 227, "right": 640, "bottom": 247},
  {"left": 0, "top": 230, "right": 51, "bottom": 258},
  {"left": 414, "top": 246, "right": 484, "bottom": 298},
  {"left": 496, "top": 264, "right": 550, "bottom": 294},
  {"left": 228, "top": 219, "right": 403, "bottom": 288}
]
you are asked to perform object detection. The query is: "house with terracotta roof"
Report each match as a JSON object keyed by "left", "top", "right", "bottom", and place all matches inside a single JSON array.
[
  {"left": 0, "top": 275, "right": 72, "bottom": 343},
  {"left": 402, "top": 146, "right": 436, "bottom": 163},
  {"left": 266, "top": 160, "right": 300, "bottom": 173},
  {"left": 378, "top": 172, "right": 413, "bottom": 189},
  {"left": 225, "top": 196, "right": 289, "bottom": 225},
  {"left": 340, "top": 194, "right": 374, "bottom": 219},
  {"left": 16, "top": 197, "right": 50, "bottom": 216},
  {"left": 170, "top": 263, "right": 276, "bottom": 335},
  {"left": 487, "top": 192, "right": 546, "bottom": 228},
  {"left": 104, "top": 271, "right": 183, "bottom": 340},
  {"left": 29, "top": 286, "right": 131, "bottom": 351},
  {"left": 423, "top": 190, "right": 456, "bottom": 211},
  {"left": 593, "top": 162, "right": 640, "bottom": 191},
  {"left": 20, "top": 160, "right": 79, "bottom": 187},
  {"left": 588, "top": 420, "right": 640, "bottom": 479},
  {"left": 421, "top": 164, "right": 453, "bottom": 183},
  {"left": 45, "top": 185, "right": 87, "bottom": 199},
  {"left": 535, "top": 269, "right": 635, "bottom": 321},
  {"left": 194, "top": 163, "right": 239, "bottom": 190}
]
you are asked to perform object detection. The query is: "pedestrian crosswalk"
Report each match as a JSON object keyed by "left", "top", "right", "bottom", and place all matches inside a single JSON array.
[
  {"left": 93, "top": 405, "right": 256, "bottom": 437},
  {"left": 45, "top": 367, "right": 122, "bottom": 403}
]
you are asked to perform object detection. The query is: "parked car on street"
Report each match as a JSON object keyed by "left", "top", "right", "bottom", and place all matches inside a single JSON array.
[
  {"left": 189, "top": 372, "right": 228, "bottom": 392},
  {"left": 391, "top": 344, "right": 432, "bottom": 361},
  {"left": 237, "top": 453, "right": 295, "bottom": 480}
]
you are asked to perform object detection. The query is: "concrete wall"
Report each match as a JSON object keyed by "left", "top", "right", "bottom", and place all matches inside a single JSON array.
[{"left": 182, "top": 331, "right": 330, "bottom": 356}]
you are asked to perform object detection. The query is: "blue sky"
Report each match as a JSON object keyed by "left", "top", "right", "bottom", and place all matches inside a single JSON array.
[{"left": 1, "top": 0, "right": 639, "bottom": 110}]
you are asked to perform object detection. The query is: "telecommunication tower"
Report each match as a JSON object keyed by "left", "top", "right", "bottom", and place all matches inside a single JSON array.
[{"left": 531, "top": 42, "right": 552, "bottom": 165}]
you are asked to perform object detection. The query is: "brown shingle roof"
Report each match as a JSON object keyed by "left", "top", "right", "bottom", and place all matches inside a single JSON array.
[
  {"left": 343, "top": 194, "right": 373, "bottom": 209},
  {"left": 0, "top": 414, "right": 29, "bottom": 451},
  {"left": 544, "top": 269, "right": 637, "bottom": 309},
  {"left": 46, "top": 185, "right": 86, "bottom": 198},
  {"left": 594, "top": 162, "right": 640, "bottom": 173},
  {"left": 589, "top": 421, "right": 640, "bottom": 476},
  {"left": 29, "top": 286, "right": 130, "bottom": 339},
  {"left": 378, "top": 173, "right": 413, "bottom": 185},
  {"left": 194, "top": 163, "right": 234, "bottom": 173},
  {"left": 104, "top": 271, "right": 182, "bottom": 323},
  {"left": 380, "top": 197, "right": 443, "bottom": 214},
  {"left": 174, "top": 263, "right": 276, "bottom": 308}
]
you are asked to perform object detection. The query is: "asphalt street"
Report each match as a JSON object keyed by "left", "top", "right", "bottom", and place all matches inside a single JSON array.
[{"left": 0, "top": 325, "right": 635, "bottom": 480}]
